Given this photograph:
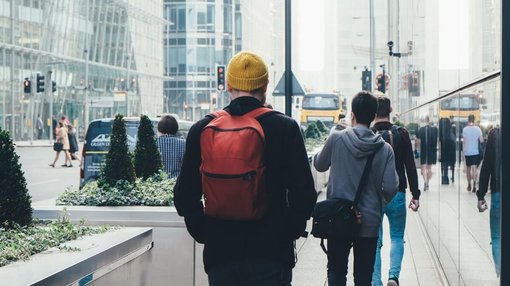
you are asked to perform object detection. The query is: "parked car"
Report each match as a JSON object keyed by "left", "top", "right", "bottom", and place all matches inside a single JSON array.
[{"left": 80, "top": 117, "right": 192, "bottom": 188}]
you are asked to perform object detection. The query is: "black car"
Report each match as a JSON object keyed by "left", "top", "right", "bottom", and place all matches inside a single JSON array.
[{"left": 80, "top": 117, "right": 192, "bottom": 188}]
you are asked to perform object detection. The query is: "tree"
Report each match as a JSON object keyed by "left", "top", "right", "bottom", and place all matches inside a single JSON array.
[
  {"left": 134, "top": 115, "right": 162, "bottom": 179},
  {"left": 100, "top": 114, "right": 136, "bottom": 186},
  {"left": 0, "top": 128, "right": 32, "bottom": 228}
]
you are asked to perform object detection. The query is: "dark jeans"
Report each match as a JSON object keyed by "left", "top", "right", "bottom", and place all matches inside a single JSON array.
[
  {"left": 208, "top": 258, "right": 292, "bottom": 286},
  {"left": 441, "top": 161, "right": 455, "bottom": 182},
  {"left": 327, "top": 236, "right": 378, "bottom": 286}
]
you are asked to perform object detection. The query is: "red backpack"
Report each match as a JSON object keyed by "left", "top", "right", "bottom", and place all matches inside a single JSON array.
[{"left": 200, "top": 107, "right": 274, "bottom": 220}]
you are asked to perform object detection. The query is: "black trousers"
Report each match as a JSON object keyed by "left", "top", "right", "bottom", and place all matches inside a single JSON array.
[
  {"left": 208, "top": 258, "right": 292, "bottom": 286},
  {"left": 441, "top": 161, "right": 455, "bottom": 182},
  {"left": 327, "top": 236, "right": 378, "bottom": 286}
]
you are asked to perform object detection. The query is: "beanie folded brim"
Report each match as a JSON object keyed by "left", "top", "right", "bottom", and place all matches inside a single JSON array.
[{"left": 227, "top": 72, "right": 268, "bottom": 91}]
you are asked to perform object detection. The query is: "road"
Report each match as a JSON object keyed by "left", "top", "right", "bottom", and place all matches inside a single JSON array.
[{"left": 15, "top": 146, "right": 81, "bottom": 203}]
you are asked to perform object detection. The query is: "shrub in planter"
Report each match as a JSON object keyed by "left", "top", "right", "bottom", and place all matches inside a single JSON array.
[
  {"left": 57, "top": 172, "right": 175, "bottom": 206},
  {"left": 406, "top": 122, "right": 420, "bottom": 137},
  {"left": 0, "top": 215, "right": 110, "bottom": 267},
  {"left": 100, "top": 114, "right": 135, "bottom": 187},
  {"left": 0, "top": 128, "right": 32, "bottom": 228},
  {"left": 315, "top": 120, "right": 328, "bottom": 135},
  {"left": 304, "top": 122, "right": 321, "bottom": 139},
  {"left": 134, "top": 115, "right": 162, "bottom": 179}
]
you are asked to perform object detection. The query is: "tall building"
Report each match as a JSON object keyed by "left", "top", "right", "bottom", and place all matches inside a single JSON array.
[
  {"left": 163, "top": 0, "right": 238, "bottom": 121},
  {"left": 0, "top": 0, "right": 165, "bottom": 141}
]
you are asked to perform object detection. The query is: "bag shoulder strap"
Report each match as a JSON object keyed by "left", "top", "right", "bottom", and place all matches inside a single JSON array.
[{"left": 353, "top": 147, "right": 380, "bottom": 206}]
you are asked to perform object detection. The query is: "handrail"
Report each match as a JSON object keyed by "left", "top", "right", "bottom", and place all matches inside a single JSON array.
[{"left": 400, "top": 70, "right": 500, "bottom": 115}]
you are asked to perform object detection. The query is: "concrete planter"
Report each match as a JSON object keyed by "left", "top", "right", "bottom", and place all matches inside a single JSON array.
[
  {"left": 33, "top": 204, "right": 204, "bottom": 286},
  {"left": 29, "top": 151, "right": 328, "bottom": 286},
  {"left": 0, "top": 227, "right": 152, "bottom": 286}
]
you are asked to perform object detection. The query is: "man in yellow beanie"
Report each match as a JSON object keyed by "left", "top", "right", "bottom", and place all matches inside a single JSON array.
[{"left": 174, "top": 51, "right": 317, "bottom": 285}]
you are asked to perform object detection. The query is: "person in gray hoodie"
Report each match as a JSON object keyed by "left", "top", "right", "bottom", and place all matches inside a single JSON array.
[{"left": 314, "top": 91, "right": 399, "bottom": 286}]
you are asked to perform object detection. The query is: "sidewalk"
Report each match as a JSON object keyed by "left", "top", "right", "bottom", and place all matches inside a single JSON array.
[
  {"left": 14, "top": 139, "right": 53, "bottom": 147},
  {"left": 293, "top": 190, "right": 445, "bottom": 286},
  {"left": 416, "top": 165, "right": 500, "bottom": 286}
]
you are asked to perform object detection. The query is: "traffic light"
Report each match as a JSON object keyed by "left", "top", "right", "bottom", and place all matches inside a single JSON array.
[
  {"left": 23, "top": 78, "right": 31, "bottom": 94},
  {"left": 216, "top": 65, "right": 226, "bottom": 91},
  {"left": 52, "top": 81, "right": 57, "bottom": 92},
  {"left": 361, "top": 69, "right": 371, "bottom": 91},
  {"left": 36, "top": 74, "right": 45, "bottom": 93}
]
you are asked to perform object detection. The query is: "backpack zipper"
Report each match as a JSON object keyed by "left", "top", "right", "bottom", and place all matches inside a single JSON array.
[{"left": 203, "top": 170, "right": 256, "bottom": 180}]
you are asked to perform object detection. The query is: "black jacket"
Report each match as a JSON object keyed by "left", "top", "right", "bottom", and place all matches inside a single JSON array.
[
  {"left": 174, "top": 96, "right": 317, "bottom": 272},
  {"left": 373, "top": 121, "right": 420, "bottom": 199},
  {"left": 478, "top": 127, "right": 500, "bottom": 200}
]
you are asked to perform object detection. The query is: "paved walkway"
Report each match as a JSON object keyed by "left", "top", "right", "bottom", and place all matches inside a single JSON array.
[
  {"left": 415, "top": 164, "right": 500, "bottom": 286},
  {"left": 293, "top": 190, "right": 445, "bottom": 286}
]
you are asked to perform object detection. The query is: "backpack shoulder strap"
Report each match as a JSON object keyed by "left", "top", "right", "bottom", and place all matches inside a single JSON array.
[
  {"left": 243, "top": 107, "right": 277, "bottom": 120},
  {"left": 206, "top": 110, "right": 230, "bottom": 120}
]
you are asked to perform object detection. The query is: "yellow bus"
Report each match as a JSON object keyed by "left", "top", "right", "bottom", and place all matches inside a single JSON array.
[
  {"left": 300, "top": 93, "right": 346, "bottom": 126},
  {"left": 439, "top": 94, "right": 483, "bottom": 127}
]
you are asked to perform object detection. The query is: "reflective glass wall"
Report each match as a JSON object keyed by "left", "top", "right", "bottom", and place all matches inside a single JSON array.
[{"left": 397, "top": 0, "right": 501, "bottom": 285}]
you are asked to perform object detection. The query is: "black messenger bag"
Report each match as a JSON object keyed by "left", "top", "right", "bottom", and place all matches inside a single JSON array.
[{"left": 311, "top": 153, "right": 376, "bottom": 253}]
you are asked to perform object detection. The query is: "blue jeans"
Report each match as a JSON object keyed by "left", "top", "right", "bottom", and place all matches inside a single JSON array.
[
  {"left": 490, "top": 192, "right": 501, "bottom": 277},
  {"left": 208, "top": 258, "right": 292, "bottom": 286},
  {"left": 372, "top": 191, "right": 406, "bottom": 286}
]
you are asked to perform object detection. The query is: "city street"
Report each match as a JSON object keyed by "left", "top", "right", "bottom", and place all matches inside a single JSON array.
[{"left": 15, "top": 145, "right": 81, "bottom": 203}]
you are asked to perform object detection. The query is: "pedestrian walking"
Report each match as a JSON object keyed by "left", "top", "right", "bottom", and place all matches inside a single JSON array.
[
  {"left": 477, "top": 127, "right": 500, "bottom": 276},
  {"left": 329, "top": 113, "right": 348, "bottom": 135},
  {"left": 49, "top": 122, "right": 73, "bottom": 167},
  {"left": 36, "top": 114, "right": 44, "bottom": 139},
  {"left": 415, "top": 116, "right": 438, "bottom": 191},
  {"left": 67, "top": 124, "right": 80, "bottom": 160},
  {"left": 174, "top": 51, "right": 317, "bottom": 286},
  {"left": 156, "top": 115, "right": 186, "bottom": 179},
  {"left": 314, "top": 91, "right": 398, "bottom": 286},
  {"left": 463, "top": 114, "right": 484, "bottom": 192},
  {"left": 51, "top": 115, "right": 58, "bottom": 140},
  {"left": 371, "top": 97, "right": 420, "bottom": 286},
  {"left": 439, "top": 117, "right": 457, "bottom": 184}
]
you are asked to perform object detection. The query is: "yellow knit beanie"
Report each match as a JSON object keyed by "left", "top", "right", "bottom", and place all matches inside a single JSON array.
[{"left": 227, "top": 51, "right": 269, "bottom": 91}]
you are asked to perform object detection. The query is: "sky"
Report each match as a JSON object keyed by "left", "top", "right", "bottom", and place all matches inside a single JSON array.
[
  {"left": 438, "top": 0, "right": 470, "bottom": 70},
  {"left": 294, "top": 0, "right": 470, "bottom": 71}
]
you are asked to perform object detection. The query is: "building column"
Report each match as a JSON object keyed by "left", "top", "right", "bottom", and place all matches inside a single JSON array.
[{"left": 500, "top": 0, "right": 509, "bottom": 284}]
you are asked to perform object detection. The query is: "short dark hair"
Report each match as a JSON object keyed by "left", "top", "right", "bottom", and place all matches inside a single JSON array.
[
  {"left": 376, "top": 96, "right": 391, "bottom": 118},
  {"left": 468, "top": 114, "right": 475, "bottom": 123},
  {"left": 351, "top": 91, "right": 378, "bottom": 125},
  {"left": 158, "top": 115, "right": 178, "bottom": 135}
]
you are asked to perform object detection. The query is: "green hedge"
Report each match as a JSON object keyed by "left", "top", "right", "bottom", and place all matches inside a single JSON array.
[{"left": 57, "top": 172, "right": 174, "bottom": 206}]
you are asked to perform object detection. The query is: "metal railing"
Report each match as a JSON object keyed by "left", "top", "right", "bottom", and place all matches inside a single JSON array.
[{"left": 400, "top": 70, "right": 500, "bottom": 115}]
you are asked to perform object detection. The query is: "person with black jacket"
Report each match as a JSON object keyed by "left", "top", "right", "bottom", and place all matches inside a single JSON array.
[
  {"left": 371, "top": 97, "right": 420, "bottom": 286},
  {"left": 173, "top": 51, "right": 317, "bottom": 286},
  {"left": 477, "top": 127, "right": 500, "bottom": 276}
]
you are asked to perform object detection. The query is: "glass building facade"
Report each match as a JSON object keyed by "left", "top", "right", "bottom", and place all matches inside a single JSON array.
[
  {"left": 163, "top": 0, "right": 239, "bottom": 121},
  {"left": 0, "top": 0, "right": 164, "bottom": 140}
]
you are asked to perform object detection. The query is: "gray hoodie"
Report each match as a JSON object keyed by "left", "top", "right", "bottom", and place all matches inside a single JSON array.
[{"left": 314, "top": 125, "right": 399, "bottom": 237}]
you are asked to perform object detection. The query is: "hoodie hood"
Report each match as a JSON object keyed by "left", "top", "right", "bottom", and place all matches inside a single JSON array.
[{"left": 341, "top": 126, "right": 385, "bottom": 158}]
